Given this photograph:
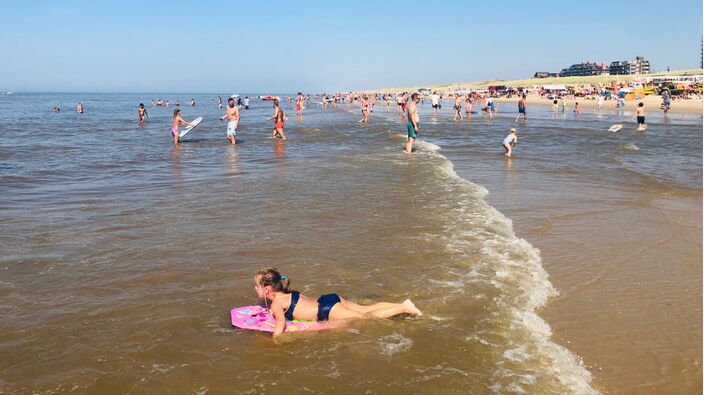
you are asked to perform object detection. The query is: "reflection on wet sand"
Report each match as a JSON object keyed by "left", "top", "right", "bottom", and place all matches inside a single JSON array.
[
  {"left": 225, "top": 145, "right": 240, "bottom": 176},
  {"left": 170, "top": 144, "right": 182, "bottom": 181}
]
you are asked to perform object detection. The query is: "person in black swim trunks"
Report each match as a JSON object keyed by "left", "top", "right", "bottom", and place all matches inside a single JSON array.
[{"left": 254, "top": 267, "right": 422, "bottom": 341}]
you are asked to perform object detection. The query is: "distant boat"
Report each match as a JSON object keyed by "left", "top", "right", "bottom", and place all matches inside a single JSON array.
[
  {"left": 4, "top": 92, "right": 13, "bottom": 95},
  {"left": 230, "top": 94, "right": 239, "bottom": 98}
]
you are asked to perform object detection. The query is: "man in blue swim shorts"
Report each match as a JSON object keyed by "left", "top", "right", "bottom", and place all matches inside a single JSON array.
[
  {"left": 219, "top": 97, "right": 239, "bottom": 144},
  {"left": 405, "top": 93, "right": 421, "bottom": 153}
]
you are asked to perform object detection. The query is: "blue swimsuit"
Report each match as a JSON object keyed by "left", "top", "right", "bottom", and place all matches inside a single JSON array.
[
  {"left": 284, "top": 291, "right": 300, "bottom": 321},
  {"left": 283, "top": 291, "right": 341, "bottom": 321}
]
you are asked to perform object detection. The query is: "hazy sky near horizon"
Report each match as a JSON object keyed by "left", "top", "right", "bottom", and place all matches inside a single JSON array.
[{"left": 2, "top": 0, "right": 702, "bottom": 92}]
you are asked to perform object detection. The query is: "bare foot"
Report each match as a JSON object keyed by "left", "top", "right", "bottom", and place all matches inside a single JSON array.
[{"left": 403, "top": 299, "right": 422, "bottom": 316}]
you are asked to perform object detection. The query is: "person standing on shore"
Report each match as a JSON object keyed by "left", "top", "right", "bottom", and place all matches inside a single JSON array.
[
  {"left": 405, "top": 93, "right": 420, "bottom": 154},
  {"left": 137, "top": 103, "right": 148, "bottom": 123},
  {"left": 661, "top": 90, "right": 671, "bottom": 113},
  {"left": 267, "top": 99, "right": 287, "bottom": 140},
  {"left": 220, "top": 97, "right": 240, "bottom": 144},
  {"left": 453, "top": 95, "right": 462, "bottom": 120},
  {"left": 515, "top": 95, "right": 527, "bottom": 122},
  {"left": 635, "top": 102, "right": 647, "bottom": 131},
  {"left": 76, "top": 101, "right": 84, "bottom": 114},
  {"left": 430, "top": 92, "right": 440, "bottom": 115}
]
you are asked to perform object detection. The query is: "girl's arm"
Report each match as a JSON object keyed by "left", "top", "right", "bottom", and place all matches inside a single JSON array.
[
  {"left": 270, "top": 303, "right": 286, "bottom": 341},
  {"left": 178, "top": 116, "right": 192, "bottom": 126}
]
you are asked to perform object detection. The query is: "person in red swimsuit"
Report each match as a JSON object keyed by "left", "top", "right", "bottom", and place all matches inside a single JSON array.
[{"left": 267, "top": 99, "right": 287, "bottom": 140}]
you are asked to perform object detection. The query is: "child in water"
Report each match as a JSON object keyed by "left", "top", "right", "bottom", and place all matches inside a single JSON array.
[
  {"left": 503, "top": 128, "right": 518, "bottom": 157},
  {"left": 254, "top": 267, "right": 422, "bottom": 340},
  {"left": 171, "top": 109, "right": 193, "bottom": 145},
  {"left": 635, "top": 102, "right": 646, "bottom": 131}
]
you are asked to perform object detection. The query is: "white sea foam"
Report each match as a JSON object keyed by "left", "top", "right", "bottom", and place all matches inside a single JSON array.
[
  {"left": 621, "top": 143, "right": 640, "bottom": 151},
  {"left": 377, "top": 333, "right": 413, "bottom": 357},
  {"left": 419, "top": 145, "right": 597, "bottom": 394}
]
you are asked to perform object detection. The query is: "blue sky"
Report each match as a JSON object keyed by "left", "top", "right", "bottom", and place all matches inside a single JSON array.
[{"left": 1, "top": 0, "right": 702, "bottom": 92}]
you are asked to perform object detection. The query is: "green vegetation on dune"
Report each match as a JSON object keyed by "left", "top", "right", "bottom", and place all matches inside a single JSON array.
[{"left": 374, "top": 69, "right": 703, "bottom": 92}]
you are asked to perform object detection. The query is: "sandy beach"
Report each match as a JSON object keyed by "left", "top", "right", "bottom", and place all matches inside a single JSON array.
[{"left": 493, "top": 94, "right": 703, "bottom": 115}]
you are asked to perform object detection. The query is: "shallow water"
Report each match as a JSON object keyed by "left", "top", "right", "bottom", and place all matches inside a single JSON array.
[{"left": 0, "top": 94, "right": 701, "bottom": 393}]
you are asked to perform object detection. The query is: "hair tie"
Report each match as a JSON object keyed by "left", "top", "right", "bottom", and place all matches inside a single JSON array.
[{"left": 280, "top": 275, "right": 286, "bottom": 281}]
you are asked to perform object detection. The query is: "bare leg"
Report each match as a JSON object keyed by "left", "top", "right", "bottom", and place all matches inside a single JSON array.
[
  {"left": 405, "top": 137, "right": 415, "bottom": 153},
  {"left": 173, "top": 132, "right": 179, "bottom": 145},
  {"left": 277, "top": 127, "right": 287, "bottom": 140},
  {"left": 331, "top": 299, "right": 421, "bottom": 320},
  {"left": 367, "top": 300, "right": 422, "bottom": 319},
  {"left": 340, "top": 299, "right": 397, "bottom": 314}
]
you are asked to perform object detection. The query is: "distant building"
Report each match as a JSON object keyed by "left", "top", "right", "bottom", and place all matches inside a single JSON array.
[
  {"left": 533, "top": 72, "right": 559, "bottom": 78},
  {"left": 609, "top": 56, "right": 651, "bottom": 75},
  {"left": 559, "top": 61, "right": 609, "bottom": 77}
]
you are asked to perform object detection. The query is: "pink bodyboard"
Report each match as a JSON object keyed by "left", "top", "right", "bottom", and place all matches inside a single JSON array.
[{"left": 231, "top": 305, "right": 334, "bottom": 333}]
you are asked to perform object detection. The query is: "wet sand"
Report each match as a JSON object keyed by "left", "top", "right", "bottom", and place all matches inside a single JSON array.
[{"left": 453, "top": 152, "right": 702, "bottom": 393}]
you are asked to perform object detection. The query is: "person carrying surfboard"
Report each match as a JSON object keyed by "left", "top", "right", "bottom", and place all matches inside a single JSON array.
[
  {"left": 267, "top": 99, "right": 287, "bottom": 140},
  {"left": 219, "top": 97, "right": 239, "bottom": 144},
  {"left": 254, "top": 267, "right": 422, "bottom": 341},
  {"left": 171, "top": 109, "right": 194, "bottom": 145}
]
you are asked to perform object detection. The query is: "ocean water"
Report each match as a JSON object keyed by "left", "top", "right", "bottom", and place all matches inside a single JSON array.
[{"left": 0, "top": 93, "right": 701, "bottom": 393}]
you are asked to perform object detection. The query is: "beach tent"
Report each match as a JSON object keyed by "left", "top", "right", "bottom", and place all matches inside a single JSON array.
[{"left": 542, "top": 84, "right": 567, "bottom": 90}]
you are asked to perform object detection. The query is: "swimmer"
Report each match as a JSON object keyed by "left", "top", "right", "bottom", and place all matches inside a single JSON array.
[
  {"left": 574, "top": 102, "right": 581, "bottom": 114},
  {"left": 635, "top": 102, "right": 647, "bottom": 131},
  {"left": 515, "top": 94, "right": 526, "bottom": 122},
  {"left": 137, "top": 103, "right": 148, "bottom": 123},
  {"left": 503, "top": 128, "right": 518, "bottom": 157},
  {"left": 254, "top": 267, "right": 422, "bottom": 341},
  {"left": 76, "top": 101, "right": 84, "bottom": 114},
  {"left": 405, "top": 93, "right": 420, "bottom": 153},
  {"left": 453, "top": 95, "right": 462, "bottom": 120},
  {"left": 190, "top": 98, "right": 196, "bottom": 107},
  {"left": 267, "top": 98, "right": 287, "bottom": 140},
  {"left": 171, "top": 108, "right": 193, "bottom": 145},
  {"left": 465, "top": 95, "right": 472, "bottom": 117},
  {"left": 295, "top": 92, "right": 303, "bottom": 117},
  {"left": 430, "top": 92, "right": 440, "bottom": 115},
  {"left": 359, "top": 95, "right": 370, "bottom": 123},
  {"left": 219, "top": 97, "right": 239, "bottom": 144}
]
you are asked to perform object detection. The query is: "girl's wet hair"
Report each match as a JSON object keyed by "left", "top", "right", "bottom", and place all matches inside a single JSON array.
[
  {"left": 255, "top": 267, "right": 293, "bottom": 293},
  {"left": 173, "top": 108, "right": 181, "bottom": 117}
]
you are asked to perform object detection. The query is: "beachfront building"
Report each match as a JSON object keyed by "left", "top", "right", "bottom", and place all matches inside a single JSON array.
[
  {"left": 609, "top": 56, "right": 651, "bottom": 75},
  {"left": 558, "top": 61, "right": 609, "bottom": 77}
]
